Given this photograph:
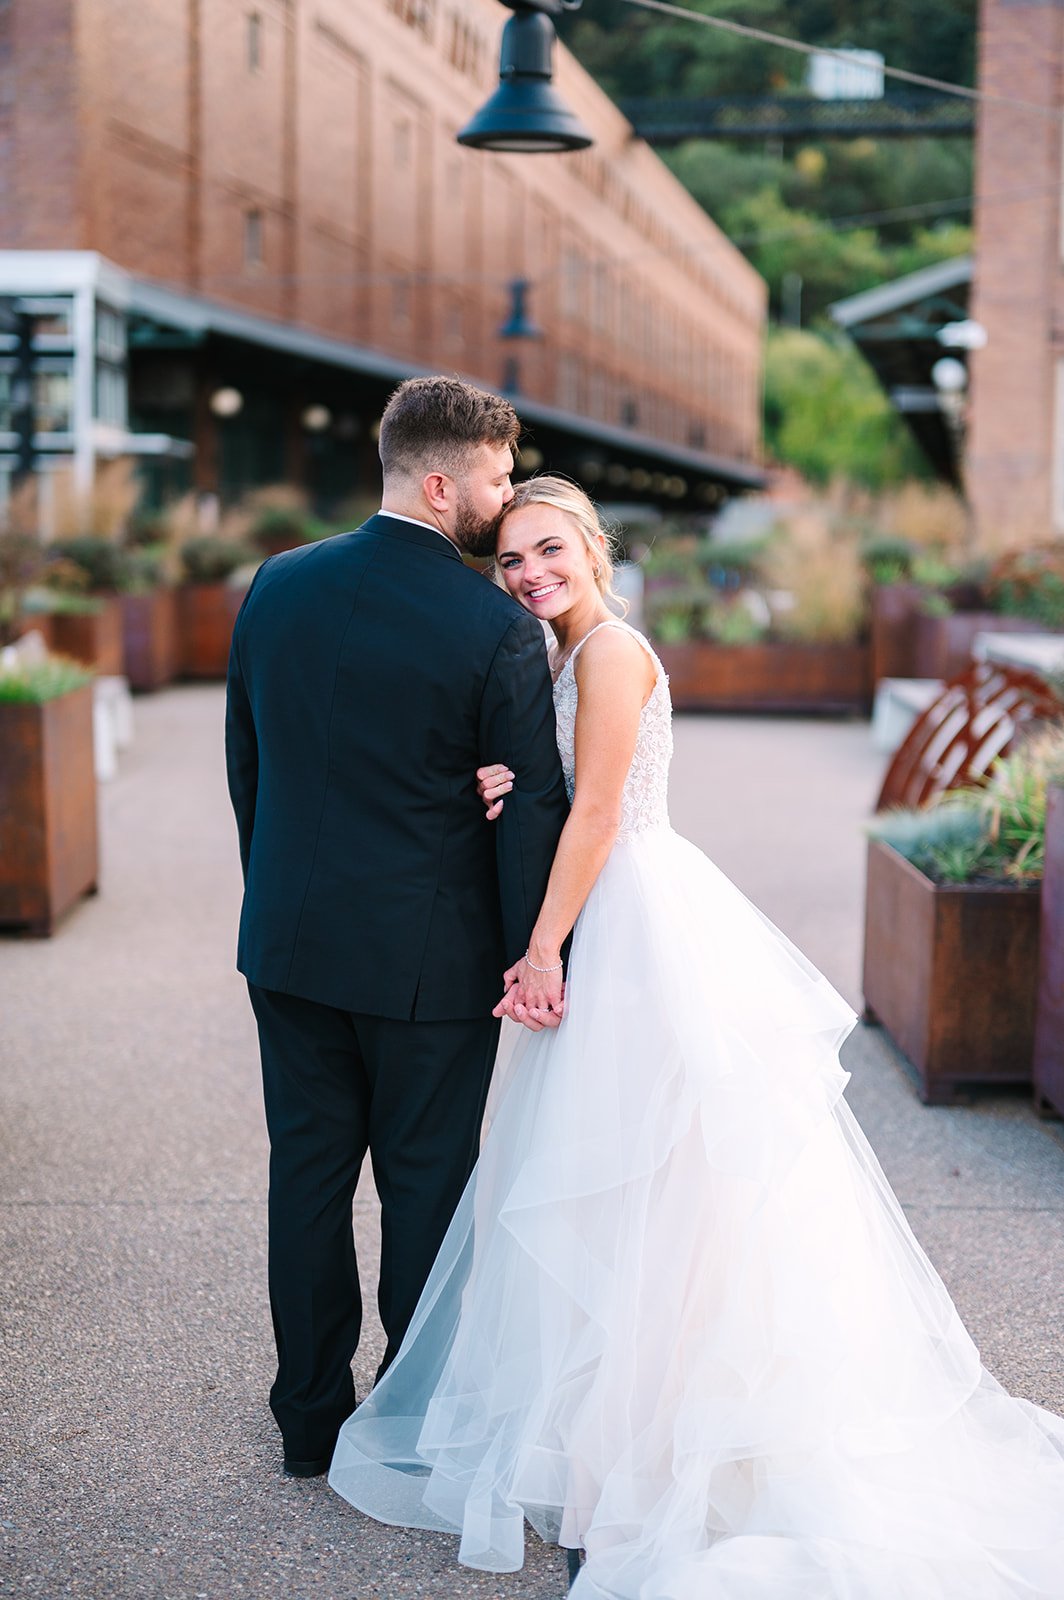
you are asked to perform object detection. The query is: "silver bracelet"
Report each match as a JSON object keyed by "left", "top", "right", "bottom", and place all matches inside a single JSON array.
[{"left": 524, "top": 950, "right": 563, "bottom": 974}]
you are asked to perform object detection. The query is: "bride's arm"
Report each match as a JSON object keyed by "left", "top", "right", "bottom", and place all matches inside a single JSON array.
[{"left": 497, "top": 628, "right": 655, "bottom": 1025}]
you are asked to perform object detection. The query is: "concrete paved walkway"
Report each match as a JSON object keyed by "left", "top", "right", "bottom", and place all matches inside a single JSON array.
[{"left": 2, "top": 687, "right": 1062, "bottom": 1599}]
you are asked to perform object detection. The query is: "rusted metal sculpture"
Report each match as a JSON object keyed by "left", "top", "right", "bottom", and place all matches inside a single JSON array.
[{"left": 876, "top": 660, "right": 1060, "bottom": 813}]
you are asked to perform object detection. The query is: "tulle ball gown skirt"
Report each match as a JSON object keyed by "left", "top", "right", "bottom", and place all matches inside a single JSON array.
[{"left": 330, "top": 824, "right": 1064, "bottom": 1598}]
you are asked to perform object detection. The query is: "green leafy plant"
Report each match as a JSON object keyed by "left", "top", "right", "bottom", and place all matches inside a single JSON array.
[
  {"left": 987, "top": 547, "right": 1064, "bottom": 631},
  {"left": 0, "top": 655, "right": 94, "bottom": 703},
  {"left": 644, "top": 581, "right": 706, "bottom": 645},
  {"left": 180, "top": 536, "right": 258, "bottom": 584},
  {"left": 0, "top": 529, "right": 47, "bottom": 647},
  {"left": 35, "top": 590, "right": 106, "bottom": 616},
  {"left": 702, "top": 596, "right": 769, "bottom": 646},
  {"left": 123, "top": 548, "right": 167, "bottom": 594},
  {"left": 46, "top": 536, "right": 132, "bottom": 593},
  {"left": 919, "top": 590, "right": 954, "bottom": 619},
  {"left": 860, "top": 533, "right": 915, "bottom": 587},
  {"left": 911, "top": 552, "right": 966, "bottom": 590}
]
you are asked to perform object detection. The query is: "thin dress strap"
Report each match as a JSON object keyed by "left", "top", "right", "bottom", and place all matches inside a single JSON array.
[{"left": 569, "top": 619, "right": 660, "bottom": 671}]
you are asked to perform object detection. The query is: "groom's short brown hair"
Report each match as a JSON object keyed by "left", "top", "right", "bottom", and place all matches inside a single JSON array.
[{"left": 379, "top": 376, "right": 520, "bottom": 483}]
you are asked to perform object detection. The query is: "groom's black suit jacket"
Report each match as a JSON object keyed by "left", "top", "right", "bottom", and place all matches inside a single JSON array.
[{"left": 225, "top": 513, "right": 568, "bottom": 1022}]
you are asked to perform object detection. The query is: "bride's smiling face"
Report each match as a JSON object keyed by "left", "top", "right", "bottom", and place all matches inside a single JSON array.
[{"left": 495, "top": 504, "right": 602, "bottom": 622}]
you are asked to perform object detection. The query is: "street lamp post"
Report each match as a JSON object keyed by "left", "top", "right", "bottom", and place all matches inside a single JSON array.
[{"left": 458, "top": 1, "right": 593, "bottom": 154}]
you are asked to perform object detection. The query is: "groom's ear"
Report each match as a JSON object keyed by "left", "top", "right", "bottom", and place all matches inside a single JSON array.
[{"left": 423, "top": 471, "right": 452, "bottom": 513}]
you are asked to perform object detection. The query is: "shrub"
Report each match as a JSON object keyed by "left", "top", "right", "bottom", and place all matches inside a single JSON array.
[
  {"left": 0, "top": 655, "right": 94, "bottom": 703},
  {"left": 987, "top": 547, "right": 1064, "bottom": 630},
  {"left": 702, "top": 595, "right": 769, "bottom": 646},
  {"left": 46, "top": 536, "right": 132, "bottom": 593},
  {"left": 179, "top": 536, "right": 258, "bottom": 584},
  {"left": 860, "top": 533, "right": 915, "bottom": 586}
]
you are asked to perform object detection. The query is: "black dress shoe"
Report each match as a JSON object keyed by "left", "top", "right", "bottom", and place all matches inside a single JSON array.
[{"left": 283, "top": 1453, "right": 333, "bottom": 1478}]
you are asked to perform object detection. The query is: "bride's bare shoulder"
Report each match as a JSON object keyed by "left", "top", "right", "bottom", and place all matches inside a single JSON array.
[{"left": 575, "top": 624, "right": 656, "bottom": 697}]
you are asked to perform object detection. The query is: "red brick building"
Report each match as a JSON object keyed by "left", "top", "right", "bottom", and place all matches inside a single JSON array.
[
  {"left": 967, "top": 0, "right": 1064, "bottom": 543},
  {"left": 0, "top": 0, "right": 766, "bottom": 513}
]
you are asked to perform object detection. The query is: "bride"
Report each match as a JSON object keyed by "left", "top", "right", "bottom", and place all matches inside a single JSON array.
[{"left": 329, "top": 475, "right": 1064, "bottom": 1598}]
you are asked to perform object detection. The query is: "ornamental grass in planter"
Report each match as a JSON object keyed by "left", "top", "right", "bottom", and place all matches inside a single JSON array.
[
  {"left": 645, "top": 504, "right": 871, "bottom": 712},
  {"left": 118, "top": 550, "right": 178, "bottom": 693},
  {"left": 0, "top": 656, "right": 98, "bottom": 935},
  {"left": 43, "top": 537, "right": 129, "bottom": 676},
  {"left": 863, "top": 726, "right": 1064, "bottom": 1104},
  {"left": 177, "top": 536, "right": 257, "bottom": 679}
]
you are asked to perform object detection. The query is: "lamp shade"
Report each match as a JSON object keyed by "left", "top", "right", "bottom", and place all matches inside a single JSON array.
[
  {"left": 499, "top": 280, "right": 543, "bottom": 339},
  {"left": 458, "top": 10, "right": 592, "bottom": 154}
]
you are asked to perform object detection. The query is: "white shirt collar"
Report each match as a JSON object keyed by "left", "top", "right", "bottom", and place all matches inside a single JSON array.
[{"left": 378, "top": 509, "right": 456, "bottom": 549}]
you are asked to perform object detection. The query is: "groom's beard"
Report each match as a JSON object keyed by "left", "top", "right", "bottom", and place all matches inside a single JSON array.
[{"left": 452, "top": 490, "right": 503, "bottom": 559}]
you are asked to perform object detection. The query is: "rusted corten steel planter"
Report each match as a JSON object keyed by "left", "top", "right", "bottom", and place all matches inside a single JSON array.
[
  {"left": 871, "top": 583, "right": 985, "bottom": 683},
  {"left": 0, "top": 684, "right": 98, "bottom": 935},
  {"left": 13, "top": 614, "right": 54, "bottom": 650},
  {"left": 862, "top": 838, "right": 1041, "bottom": 1105},
  {"left": 1034, "top": 784, "right": 1064, "bottom": 1120},
  {"left": 654, "top": 641, "right": 872, "bottom": 714},
  {"left": 50, "top": 598, "right": 124, "bottom": 676},
  {"left": 913, "top": 611, "right": 1049, "bottom": 682},
  {"left": 121, "top": 588, "right": 178, "bottom": 692},
  {"left": 177, "top": 584, "right": 248, "bottom": 679},
  {"left": 871, "top": 583, "right": 924, "bottom": 683}
]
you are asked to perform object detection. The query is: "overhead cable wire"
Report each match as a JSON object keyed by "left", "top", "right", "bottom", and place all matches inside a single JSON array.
[{"left": 619, "top": 0, "right": 1061, "bottom": 120}]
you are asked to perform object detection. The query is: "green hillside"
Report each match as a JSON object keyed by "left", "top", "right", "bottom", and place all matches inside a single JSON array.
[{"left": 558, "top": 0, "right": 978, "bottom": 485}]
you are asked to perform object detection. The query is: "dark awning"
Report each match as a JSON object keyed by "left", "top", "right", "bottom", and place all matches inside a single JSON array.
[
  {"left": 129, "top": 278, "right": 765, "bottom": 501},
  {"left": 829, "top": 256, "right": 972, "bottom": 485}
]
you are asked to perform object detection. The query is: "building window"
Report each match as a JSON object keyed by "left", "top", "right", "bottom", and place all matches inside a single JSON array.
[
  {"left": 245, "top": 209, "right": 263, "bottom": 268},
  {"left": 34, "top": 360, "right": 74, "bottom": 434},
  {"left": 558, "top": 353, "right": 579, "bottom": 412},
  {"left": 24, "top": 301, "right": 73, "bottom": 342},
  {"left": 0, "top": 363, "right": 14, "bottom": 432},
  {"left": 95, "top": 364, "right": 127, "bottom": 428},
  {"left": 392, "top": 278, "right": 411, "bottom": 329},
  {"left": 394, "top": 118, "right": 412, "bottom": 168},
  {"left": 248, "top": 12, "right": 262, "bottom": 70},
  {"left": 560, "top": 249, "right": 582, "bottom": 320},
  {"left": 443, "top": 296, "right": 463, "bottom": 346},
  {"left": 96, "top": 305, "right": 126, "bottom": 364}
]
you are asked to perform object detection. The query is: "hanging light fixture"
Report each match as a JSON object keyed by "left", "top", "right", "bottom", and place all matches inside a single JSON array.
[
  {"left": 458, "top": 1, "right": 593, "bottom": 155},
  {"left": 498, "top": 279, "right": 543, "bottom": 340}
]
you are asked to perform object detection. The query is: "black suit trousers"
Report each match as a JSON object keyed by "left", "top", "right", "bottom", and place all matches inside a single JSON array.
[{"left": 248, "top": 983, "right": 500, "bottom": 1461}]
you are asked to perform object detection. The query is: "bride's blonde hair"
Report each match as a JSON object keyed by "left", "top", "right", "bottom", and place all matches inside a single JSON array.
[{"left": 497, "top": 474, "right": 628, "bottom": 616}]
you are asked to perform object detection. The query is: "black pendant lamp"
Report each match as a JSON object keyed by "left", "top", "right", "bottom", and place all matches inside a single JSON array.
[{"left": 458, "top": 1, "right": 593, "bottom": 155}]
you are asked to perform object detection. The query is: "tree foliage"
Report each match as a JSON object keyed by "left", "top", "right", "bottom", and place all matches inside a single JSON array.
[
  {"left": 559, "top": 0, "right": 977, "bottom": 102},
  {"left": 764, "top": 329, "right": 930, "bottom": 488},
  {"left": 559, "top": 0, "right": 977, "bottom": 323},
  {"left": 558, "top": 0, "right": 978, "bottom": 485}
]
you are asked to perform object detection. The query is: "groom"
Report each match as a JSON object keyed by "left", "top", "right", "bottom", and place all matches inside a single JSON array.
[{"left": 226, "top": 376, "right": 568, "bottom": 1478}]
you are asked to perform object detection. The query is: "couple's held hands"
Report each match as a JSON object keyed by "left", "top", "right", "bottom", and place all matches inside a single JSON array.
[
  {"left": 476, "top": 764, "right": 513, "bottom": 821},
  {"left": 493, "top": 950, "right": 565, "bottom": 1031}
]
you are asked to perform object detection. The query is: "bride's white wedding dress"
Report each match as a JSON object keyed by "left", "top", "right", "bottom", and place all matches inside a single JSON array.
[{"left": 329, "top": 621, "right": 1064, "bottom": 1598}]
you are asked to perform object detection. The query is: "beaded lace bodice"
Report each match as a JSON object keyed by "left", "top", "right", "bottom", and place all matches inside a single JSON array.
[{"left": 552, "top": 621, "right": 672, "bottom": 842}]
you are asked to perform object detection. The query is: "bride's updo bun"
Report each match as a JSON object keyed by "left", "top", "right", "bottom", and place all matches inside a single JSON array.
[{"left": 499, "top": 474, "right": 628, "bottom": 616}]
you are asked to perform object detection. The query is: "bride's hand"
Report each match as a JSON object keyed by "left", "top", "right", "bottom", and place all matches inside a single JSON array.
[
  {"left": 493, "top": 956, "right": 564, "bottom": 1030},
  {"left": 476, "top": 764, "right": 514, "bottom": 821}
]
